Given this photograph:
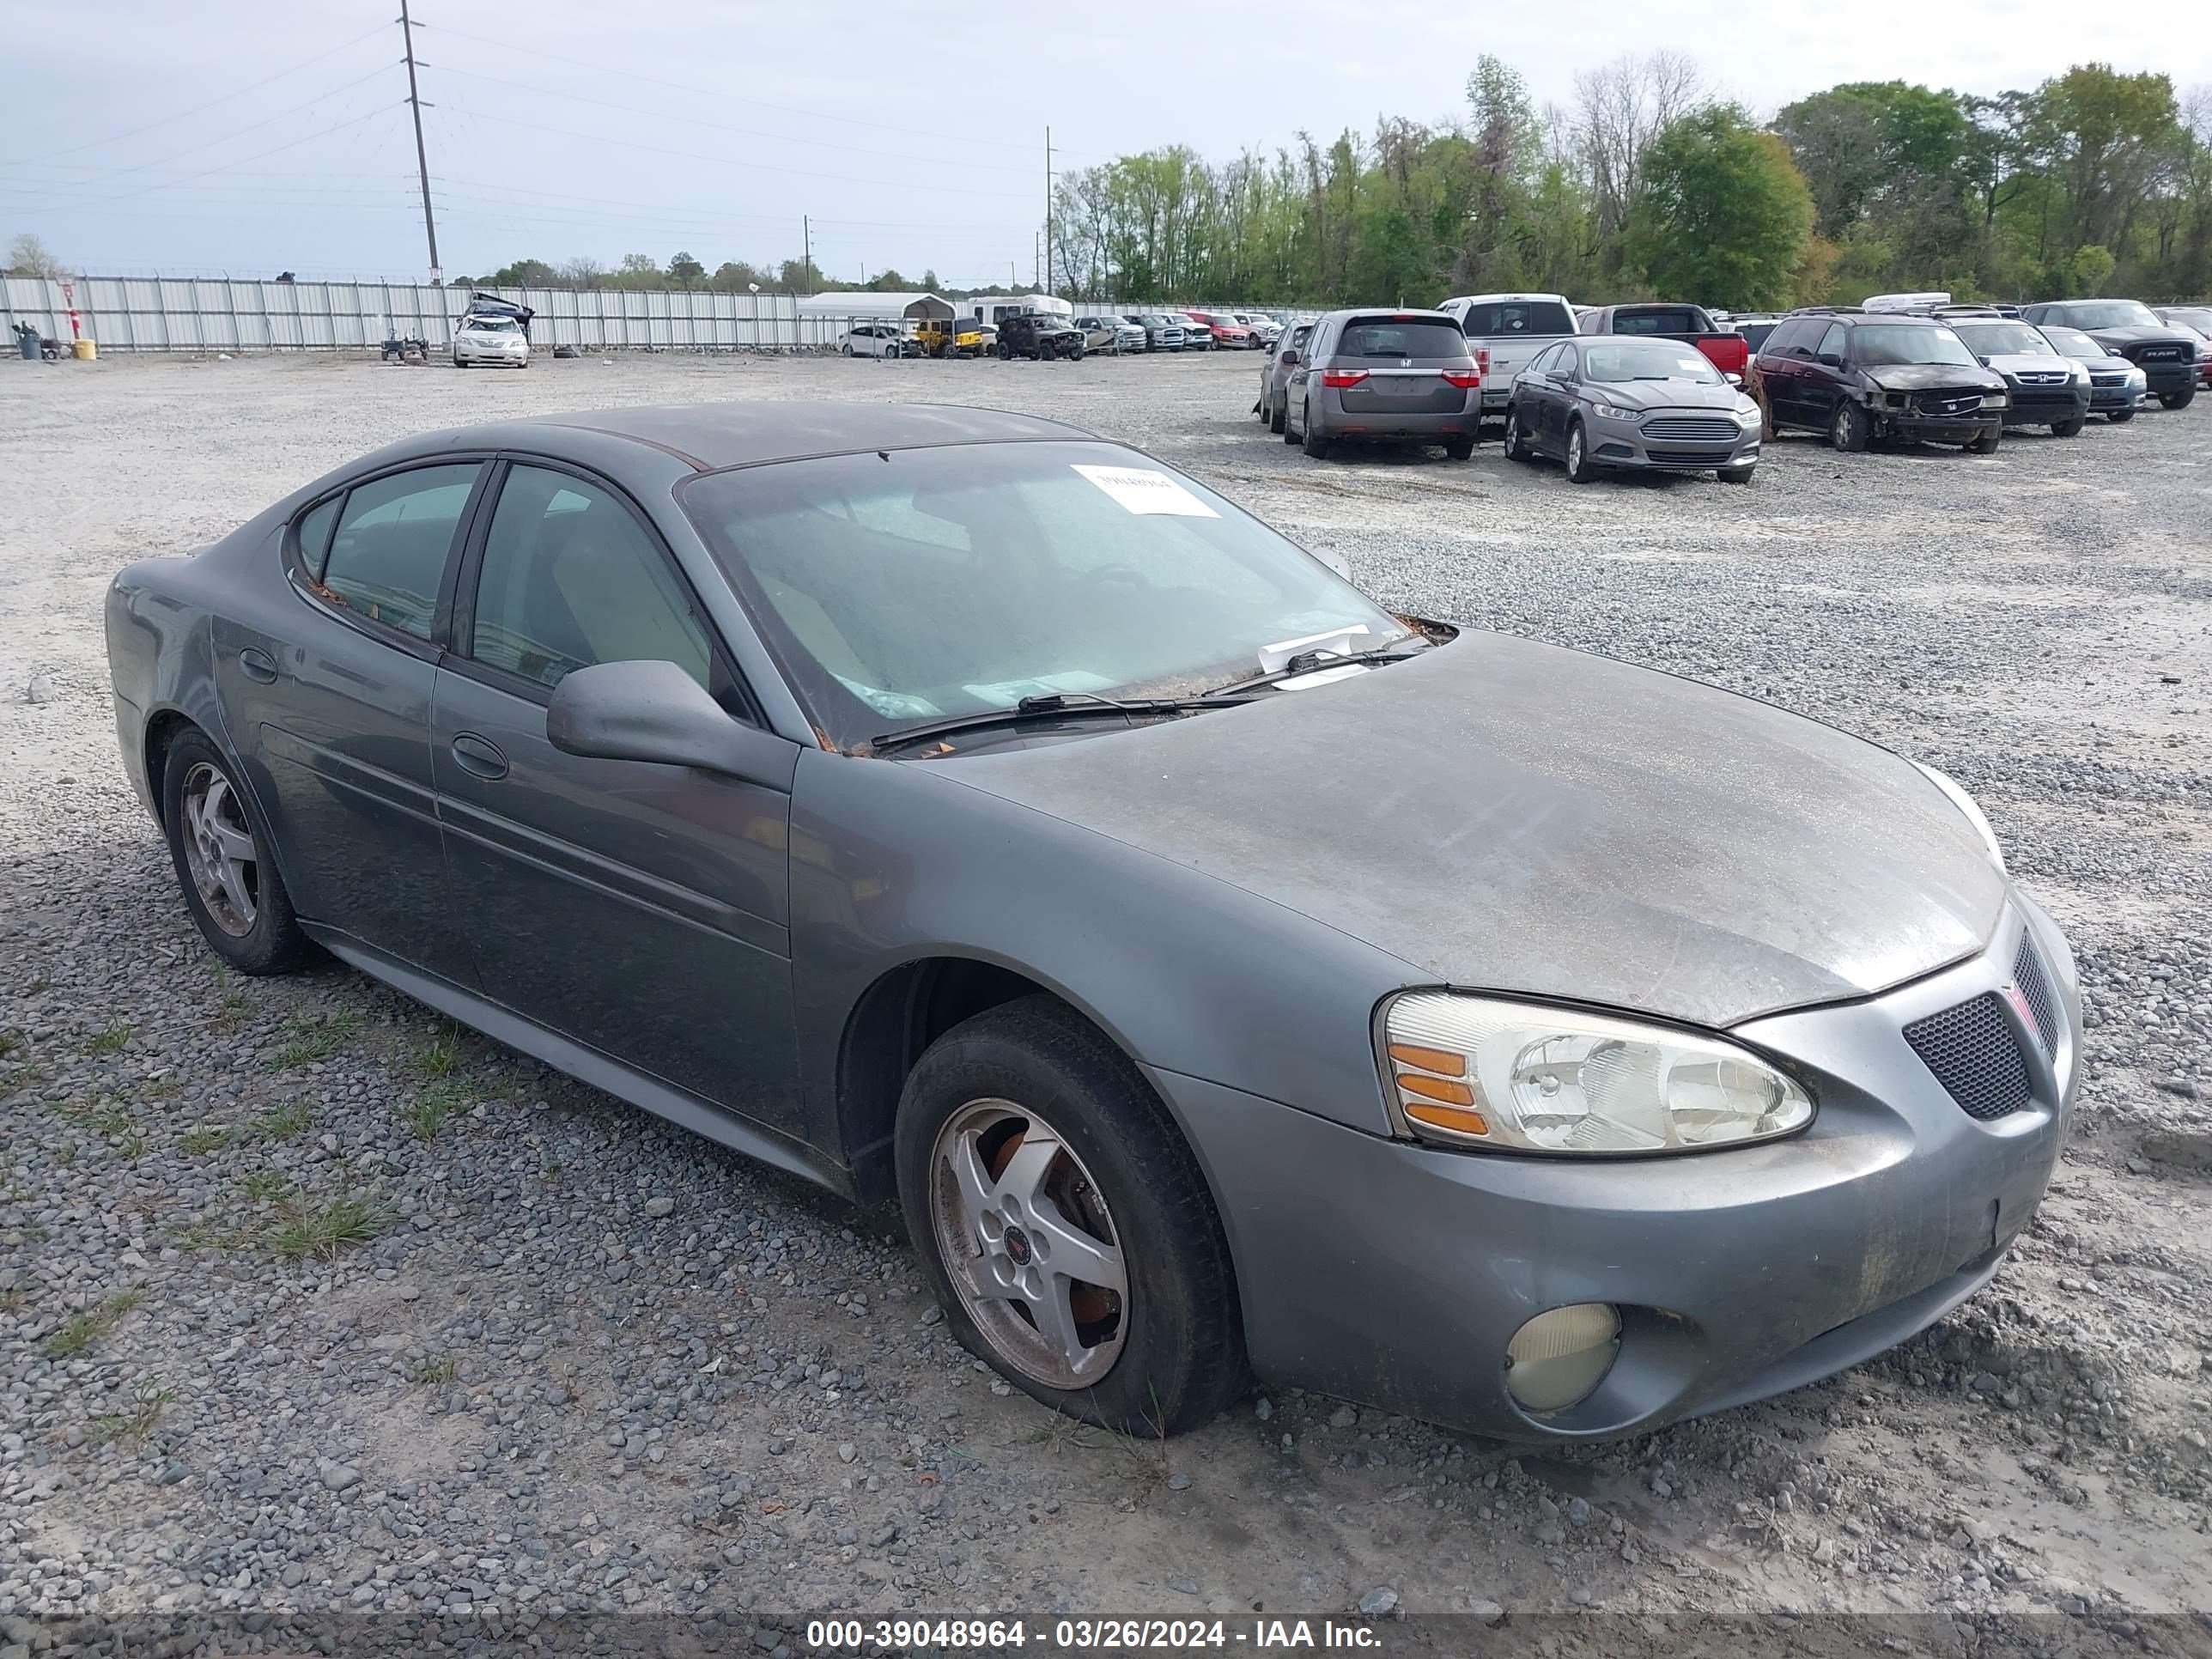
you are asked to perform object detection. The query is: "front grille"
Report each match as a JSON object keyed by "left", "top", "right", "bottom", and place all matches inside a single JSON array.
[
  {"left": 1916, "top": 392, "right": 1985, "bottom": 416},
  {"left": 2013, "top": 389, "right": 2076, "bottom": 406},
  {"left": 1644, "top": 415, "right": 1739, "bottom": 441},
  {"left": 2014, "top": 371, "right": 2069, "bottom": 385},
  {"left": 2090, "top": 374, "right": 2127, "bottom": 386},
  {"left": 1904, "top": 994, "right": 2033, "bottom": 1120},
  {"left": 1644, "top": 448, "right": 1738, "bottom": 466},
  {"left": 2013, "top": 938, "right": 2061, "bottom": 1061},
  {"left": 2136, "top": 346, "right": 2185, "bottom": 362}
]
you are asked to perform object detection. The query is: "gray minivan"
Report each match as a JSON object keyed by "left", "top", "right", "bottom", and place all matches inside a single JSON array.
[{"left": 1283, "top": 309, "right": 1484, "bottom": 460}]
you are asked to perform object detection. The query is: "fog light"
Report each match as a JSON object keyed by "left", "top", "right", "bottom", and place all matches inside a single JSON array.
[{"left": 1504, "top": 1304, "right": 1621, "bottom": 1412}]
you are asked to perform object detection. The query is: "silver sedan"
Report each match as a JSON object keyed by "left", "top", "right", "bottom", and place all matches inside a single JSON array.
[{"left": 1506, "top": 337, "right": 1761, "bottom": 483}]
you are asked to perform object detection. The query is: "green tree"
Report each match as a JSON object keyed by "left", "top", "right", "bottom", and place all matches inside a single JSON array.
[
  {"left": 665, "top": 251, "right": 706, "bottom": 287},
  {"left": 1627, "top": 106, "right": 1814, "bottom": 308},
  {"left": 2067, "top": 242, "right": 2117, "bottom": 294},
  {"left": 486, "top": 257, "right": 557, "bottom": 287}
]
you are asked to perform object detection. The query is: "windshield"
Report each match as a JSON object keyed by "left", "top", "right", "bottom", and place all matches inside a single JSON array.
[
  {"left": 1952, "top": 322, "right": 2057, "bottom": 357},
  {"left": 465, "top": 317, "right": 522, "bottom": 334},
  {"left": 1850, "top": 325, "right": 1978, "bottom": 368},
  {"left": 2038, "top": 325, "right": 2101, "bottom": 357},
  {"left": 1582, "top": 339, "right": 1722, "bottom": 383},
  {"left": 681, "top": 441, "right": 1410, "bottom": 749},
  {"left": 2164, "top": 307, "right": 2212, "bottom": 333},
  {"left": 2063, "top": 301, "right": 2160, "bottom": 330}
]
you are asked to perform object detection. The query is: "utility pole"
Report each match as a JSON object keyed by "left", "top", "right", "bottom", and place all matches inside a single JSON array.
[
  {"left": 1044, "top": 125, "right": 1054, "bottom": 299},
  {"left": 802, "top": 215, "right": 811, "bottom": 295},
  {"left": 398, "top": 0, "right": 440, "bottom": 285}
]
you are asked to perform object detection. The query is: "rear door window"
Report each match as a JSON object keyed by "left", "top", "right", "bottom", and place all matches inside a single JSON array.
[
  {"left": 1458, "top": 301, "right": 1576, "bottom": 336},
  {"left": 317, "top": 463, "right": 482, "bottom": 640},
  {"left": 1337, "top": 320, "right": 1469, "bottom": 358}
]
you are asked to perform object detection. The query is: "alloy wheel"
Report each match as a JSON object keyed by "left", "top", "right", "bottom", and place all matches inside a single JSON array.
[
  {"left": 927, "top": 1097, "right": 1128, "bottom": 1389},
  {"left": 179, "top": 761, "right": 259, "bottom": 937}
]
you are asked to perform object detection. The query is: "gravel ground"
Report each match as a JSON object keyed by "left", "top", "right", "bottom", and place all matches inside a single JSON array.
[{"left": 1, "top": 349, "right": 2208, "bottom": 1647}]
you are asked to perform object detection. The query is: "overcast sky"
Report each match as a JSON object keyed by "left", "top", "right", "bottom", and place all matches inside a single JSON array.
[{"left": 4, "top": 0, "right": 2205, "bottom": 289}]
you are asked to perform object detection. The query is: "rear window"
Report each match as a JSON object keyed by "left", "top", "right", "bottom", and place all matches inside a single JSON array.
[
  {"left": 1457, "top": 301, "right": 1575, "bottom": 337},
  {"left": 1336, "top": 320, "right": 1470, "bottom": 359},
  {"left": 1610, "top": 307, "right": 1702, "bottom": 335}
]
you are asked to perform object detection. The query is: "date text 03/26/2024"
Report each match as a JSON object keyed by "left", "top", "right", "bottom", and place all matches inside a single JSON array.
[{"left": 805, "top": 1619, "right": 1385, "bottom": 1650}]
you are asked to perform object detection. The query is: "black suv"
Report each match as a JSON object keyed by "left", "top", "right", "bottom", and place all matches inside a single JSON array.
[
  {"left": 1755, "top": 313, "right": 2007, "bottom": 453},
  {"left": 2019, "top": 299, "right": 2196, "bottom": 409},
  {"left": 997, "top": 313, "right": 1085, "bottom": 361}
]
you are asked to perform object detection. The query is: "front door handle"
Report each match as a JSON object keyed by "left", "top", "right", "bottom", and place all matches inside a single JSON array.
[
  {"left": 450, "top": 732, "right": 509, "bottom": 780},
  {"left": 237, "top": 647, "right": 278, "bottom": 684}
]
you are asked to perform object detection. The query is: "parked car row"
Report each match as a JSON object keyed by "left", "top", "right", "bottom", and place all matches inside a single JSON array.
[
  {"left": 1254, "top": 286, "right": 2205, "bottom": 483},
  {"left": 841, "top": 305, "right": 1292, "bottom": 362}
]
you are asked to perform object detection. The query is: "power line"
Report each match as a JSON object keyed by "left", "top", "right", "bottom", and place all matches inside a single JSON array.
[
  {"left": 31, "top": 105, "right": 406, "bottom": 213},
  {"left": 0, "top": 22, "right": 391, "bottom": 167}
]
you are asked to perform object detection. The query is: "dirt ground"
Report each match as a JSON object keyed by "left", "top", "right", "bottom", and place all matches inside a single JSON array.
[{"left": 0, "top": 349, "right": 2208, "bottom": 1650}]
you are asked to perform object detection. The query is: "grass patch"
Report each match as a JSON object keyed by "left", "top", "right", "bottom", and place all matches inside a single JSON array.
[
  {"left": 269, "top": 1009, "right": 366, "bottom": 1069},
  {"left": 139, "top": 1074, "right": 183, "bottom": 1103},
  {"left": 270, "top": 1194, "right": 392, "bottom": 1261},
  {"left": 240, "top": 1168, "right": 292, "bottom": 1201},
  {"left": 253, "top": 1100, "right": 313, "bottom": 1142},
  {"left": 42, "top": 1290, "right": 145, "bottom": 1358},
  {"left": 0, "top": 1030, "right": 18, "bottom": 1060},
  {"left": 82, "top": 1023, "right": 134, "bottom": 1056},
  {"left": 168, "top": 1218, "right": 255, "bottom": 1254},
  {"left": 93, "top": 1379, "right": 179, "bottom": 1446},
  {"left": 179, "top": 1126, "right": 234, "bottom": 1156},
  {"left": 401, "top": 1079, "right": 471, "bottom": 1142},
  {"left": 412, "top": 1024, "right": 464, "bottom": 1079},
  {"left": 410, "top": 1353, "right": 459, "bottom": 1386},
  {"left": 53, "top": 1142, "right": 77, "bottom": 1169}
]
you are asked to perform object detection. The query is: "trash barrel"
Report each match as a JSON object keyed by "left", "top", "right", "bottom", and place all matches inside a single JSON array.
[
  {"left": 12, "top": 322, "right": 36, "bottom": 361},
  {"left": 73, "top": 338, "right": 98, "bottom": 361}
]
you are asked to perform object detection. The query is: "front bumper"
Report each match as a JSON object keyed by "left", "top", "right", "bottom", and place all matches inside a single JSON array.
[
  {"left": 1883, "top": 410, "right": 2002, "bottom": 444},
  {"left": 1589, "top": 411, "right": 1760, "bottom": 471},
  {"left": 457, "top": 346, "right": 528, "bottom": 366},
  {"left": 2086, "top": 379, "right": 2144, "bottom": 411},
  {"left": 1159, "top": 899, "right": 2075, "bottom": 1442},
  {"left": 2133, "top": 358, "right": 2193, "bottom": 396},
  {"left": 1313, "top": 390, "right": 1481, "bottom": 441},
  {"left": 2000, "top": 385, "right": 2091, "bottom": 426}
]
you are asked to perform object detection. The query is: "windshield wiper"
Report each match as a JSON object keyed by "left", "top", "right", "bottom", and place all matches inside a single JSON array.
[
  {"left": 1206, "top": 644, "right": 1425, "bottom": 697},
  {"left": 870, "top": 691, "right": 1256, "bottom": 753}
]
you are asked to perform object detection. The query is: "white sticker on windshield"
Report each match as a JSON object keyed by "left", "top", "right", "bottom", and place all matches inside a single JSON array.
[{"left": 1071, "top": 465, "right": 1218, "bottom": 518}]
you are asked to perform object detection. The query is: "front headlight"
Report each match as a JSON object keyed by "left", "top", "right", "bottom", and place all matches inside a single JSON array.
[
  {"left": 1910, "top": 761, "right": 2005, "bottom": 872},
  {"left": 1590, "top": 402, "right": 1640, "bottom": 422},
  {"left": 1980, "top": 392, "right": 2009, "bottom": 409},
  {"left": 1735, "top": 404, "right": 1763, "bottom": 426},
  {"left": 1381, "top": 994, "right": 1814, "bottom": 1155}
]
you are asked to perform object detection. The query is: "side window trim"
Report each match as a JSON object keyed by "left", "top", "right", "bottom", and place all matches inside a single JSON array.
[
  {"left": 446, "top": 451, "right": 763, "bottom": 725},
  {"left": 281, "top": 456, "right": 493, "bottom": 662}
]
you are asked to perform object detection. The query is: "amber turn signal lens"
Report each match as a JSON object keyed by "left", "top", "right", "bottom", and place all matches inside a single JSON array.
[
  {"left": 1403, "top": 1100, "right": 1492, "bottom": 1137},
  {"left": 1396, "top": 1073, "right": 1475, "bottom": 1105},
  {"left": 1387, "top": 1042, "right": 1467, "bottom": 1078}
]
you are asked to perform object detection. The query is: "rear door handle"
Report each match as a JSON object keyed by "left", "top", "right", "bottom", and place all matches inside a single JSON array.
[
  {"left": 450, "top": 732, "right": 509, "bottom": 780},
  {"left": 237, "top": 647, "right": 277, "bottom": 684}
]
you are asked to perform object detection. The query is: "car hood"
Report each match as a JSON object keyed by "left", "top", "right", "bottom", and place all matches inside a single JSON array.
[
  {"left": 1583, "top": 380, "right": 1743, "bottom": 410},
  {"left": 1864, "top": 363, "right": 2007, "bottom": 392},
  {"left": 2083, "top": 324, "right": 2192, "bottom": 349},
  {"left": 927, "top": 634, "right": 2007, "bottom": 1030},
  {"left": 1982, "top": 353, "right": 2076, "bottom": 377}
]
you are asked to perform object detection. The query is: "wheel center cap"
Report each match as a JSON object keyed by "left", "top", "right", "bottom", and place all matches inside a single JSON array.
[{"left": 1002, "top": 1224, "right": 1033, "bottom": 1267}]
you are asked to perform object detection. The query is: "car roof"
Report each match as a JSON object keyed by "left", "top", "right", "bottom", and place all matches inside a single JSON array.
[{"left": 452, "top": 402, "right": 1097, "bottom": 472}]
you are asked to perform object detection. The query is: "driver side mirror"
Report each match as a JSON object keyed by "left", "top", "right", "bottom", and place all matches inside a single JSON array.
[
  {"left": 1723, "top": 371, "right": 1743, "bottom": 386},
  {"left": 548, "top": 659, "right": 796, "bottom": 790},
  {"left": 1279, "top": 349, "right": 1299, "bottom": 366},
  {"left": 1817, "top": 352, "right": 1844, "bottom": 368}
]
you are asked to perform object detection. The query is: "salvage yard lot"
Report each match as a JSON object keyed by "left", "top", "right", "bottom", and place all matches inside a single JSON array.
[{"left": 1, "top": 351, "right": 2208, "bottom": 1640}]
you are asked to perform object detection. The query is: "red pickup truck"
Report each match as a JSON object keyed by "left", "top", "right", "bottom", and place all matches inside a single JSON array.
[{"left": 1575, "top": 303, "right": 1749, "bottom": 378}]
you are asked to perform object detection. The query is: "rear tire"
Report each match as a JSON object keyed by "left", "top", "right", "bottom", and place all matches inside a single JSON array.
[
  {"left": 896, "top": 996, "right": 1245, "bottom": 1437},
  {"left": 160, "top": 729, "right": 313, "bottom": 976},
  {"left": 1302, "top": 420, "right": 1333, "bottom": 460},
  {"left": 1268, "top": 397, "right": 1285, "bottom": 434},
  {"left": 1504, "top": 406, "right": 1534, "bottom": 463},
  {"left": 1828, "top": 402, "right": 1868, "bottom": 453},
  {"left": 1444, "top": 434, "right": 1475, "bottom": 461}
]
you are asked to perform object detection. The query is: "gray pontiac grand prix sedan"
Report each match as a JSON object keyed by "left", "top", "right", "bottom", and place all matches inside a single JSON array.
[{"left": 106, "top": 402, "right": 2077, "bottom": 1442}]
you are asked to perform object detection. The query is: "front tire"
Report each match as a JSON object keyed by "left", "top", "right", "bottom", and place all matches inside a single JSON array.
[
  {"left": 161, "top": 730, "right": 312, "bottom": 976},
  {"left": 2051, "top": 416, "right": 2085, "bottom": 437},
  {"left": 2160, "top": 386, "right": 2196, "bottom": 410},
  {"left": 1829, "top": 402, "right": 1868, "bottom": 453},
  {"left": 896, "top": 997, "right": 1245, "bottom": 1437},
  {"left": 1717, "top": 465, "right": 1756, "bottom": 485},
  {"left": 2106, "top": 408, "right": 2136, "bottom": 423},
  {"left": 1966, "top": 428, "right": 2001, "bottom": 454},
  {"left": 1564, "top": 419, "right": 1596, "bottom": 483}
]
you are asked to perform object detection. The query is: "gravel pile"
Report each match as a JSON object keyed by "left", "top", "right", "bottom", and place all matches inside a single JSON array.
[{"left": 1, "top": 351, "right": 2206, "bottom": 1638}]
